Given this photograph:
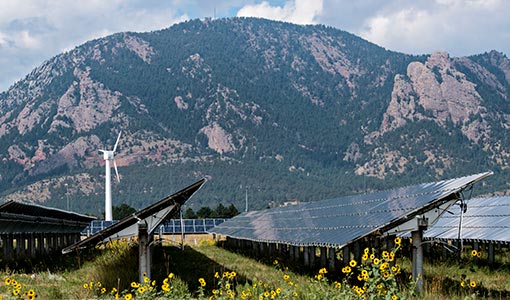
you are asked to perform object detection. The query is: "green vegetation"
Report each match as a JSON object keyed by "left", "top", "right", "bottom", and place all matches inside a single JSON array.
[
  {"left": 184, "top": 203, "right": 240, "bottom": 219},
  {"left": 113, "top": 204, "right": 137, "bottom": 220},
  {"left": 1, "top": 238, "right": 509, "bottom": 299}
]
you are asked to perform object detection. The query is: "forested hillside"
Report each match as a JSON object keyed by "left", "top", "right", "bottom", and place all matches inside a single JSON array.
[{"left": 0, "top": 18, "right": 509, "bottom": 217}]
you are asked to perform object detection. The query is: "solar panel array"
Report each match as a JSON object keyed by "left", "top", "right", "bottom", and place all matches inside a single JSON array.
[
  {"left": 209, "top": 172, "right": 492, "bottom": 248},
  {"left": 0, "top": 200, "right": 95, "bottom": 234},
  {"left": 159, "top": 219, "right": 226, "bottom": 234},
  {"left": 423, "top": 196, "right": 510, "bottom": 243},
  {"left": 82, "top": 221, "right": 119, "bottom": 235},
  {"left": 82, "top": 219, "right": 226, "bottom": 235}
]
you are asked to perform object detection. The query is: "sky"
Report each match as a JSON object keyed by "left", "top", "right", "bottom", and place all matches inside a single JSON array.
[{"left": 0, "top": 0, "right": 508, "bottom": 92}]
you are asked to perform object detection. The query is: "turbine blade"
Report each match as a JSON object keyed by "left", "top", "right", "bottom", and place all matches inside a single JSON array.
[
  {"left": 113, "top": 159, "right": 120, "bottom": 182},
  {"left": 113, "top": 131, "right": 122, "bottom": 152}
]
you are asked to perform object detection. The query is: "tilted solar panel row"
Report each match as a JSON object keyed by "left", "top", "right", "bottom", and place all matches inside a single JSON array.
[
  {"left": 208, "top": 172, "right": 492, "bottom": 248},
  {"left": 422, "top": 196, "right": 510, "bottom": 243}
]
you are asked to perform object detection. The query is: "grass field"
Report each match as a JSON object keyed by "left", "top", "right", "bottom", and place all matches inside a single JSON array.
[{"left": 0, "top": 239, "right": 509, "bottom": 299}]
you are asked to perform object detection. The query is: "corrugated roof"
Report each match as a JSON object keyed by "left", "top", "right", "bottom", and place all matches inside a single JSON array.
[
  {"left": 208, "top": 172, "right": 492, "bottom": 248},
  {"left": 62, "top": 178, "right": 206, "bottom": 254},
  {"left": 0, "top": 200, "right": 95, "bottom": 234},
  {"left": 423, "top": 196, "right": 510, "bottom": 243}
]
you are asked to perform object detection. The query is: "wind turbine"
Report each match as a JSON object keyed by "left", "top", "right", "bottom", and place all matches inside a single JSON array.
[{"left": 99, "top": 131, "right": 121, "bottom": 221}]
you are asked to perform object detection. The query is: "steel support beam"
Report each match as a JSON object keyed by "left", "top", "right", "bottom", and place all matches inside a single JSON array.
[
  {"left": 412, "top": 229, "right": 424, "bottom": 294},
  {"left": 328, "top": 247, "right": 336, "bottom": 271},
  {"left": 138, "top": 221, "right": 151, "bottom": 282}
]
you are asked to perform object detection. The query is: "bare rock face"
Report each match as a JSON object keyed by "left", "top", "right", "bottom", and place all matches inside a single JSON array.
[
  {"left": 0, "top": 56, "right": 72, "bottom": 138},
  {"left": 174, "top": 96, "right": 189, "bottom": 110},
  {"left": 50, "top": 68, "right": 122, "bottom": 133},
  {"left": 359, "top": 51, "right": 510, "bottom": 178},
  {"left": 303, "top": 34, "right": 358, "bottom": 89},
  {"left": 27, "top": 135, "right": 103, "bottom": 177},
  {"left": 380, "top": 74, "right": 418, "bottom": 133},
  {"left": 1, "top": 173, "right": 98, "bottom": 203},
  {"left": 380, "top": 51, "right": 489, "bottom": 143},
  {"left": 0, "top": 56, "right": 70, "bottom": 114},
  {"left": 122, "top": 34, "right": 155, "bottom": 64},
  {"left": 413, "top": 52, "right": 482, "bottom": 124},
  {"left": 200, "top": 83, "right": 267, "bottom": 155},
  {"left": 200, "top": 122, "right": 235, "bottom": 154}
]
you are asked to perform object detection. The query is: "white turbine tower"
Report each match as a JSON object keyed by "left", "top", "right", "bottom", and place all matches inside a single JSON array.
[{"left": 99, "top": 131, "right": 121, "bottom": 221}]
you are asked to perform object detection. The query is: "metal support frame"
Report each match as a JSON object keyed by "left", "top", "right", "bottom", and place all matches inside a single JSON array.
[
  {"left": 309, "top": 246, "right": 315, "bottom": 267},
  {"left": 328, "top": 247, "right": 336, "bottom": 271},
  {"left": 138, "top": 221, "right": 151, "bottom": 282},
  {"left": 303, "top": 246, "right": 310, "bottom": 266},
  {"left": 320, "top": 247, "right": 327, "bottom": 267},
  {"left": 343, "top": 246, "right": 350, "bottom": 265},
  {"left": 411, "top": 217, "right": 428, "bottom": 294},
  {"left": 488, "top": 243, "right": 495, "bottom": 265},
  {"left": 412, "top": 229, "right": 424, "bottom": 293}
]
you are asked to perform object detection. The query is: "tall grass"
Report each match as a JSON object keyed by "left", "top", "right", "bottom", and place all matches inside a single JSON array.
[{"left": 0, "top": 239, "right": 509, "bottom": 299}]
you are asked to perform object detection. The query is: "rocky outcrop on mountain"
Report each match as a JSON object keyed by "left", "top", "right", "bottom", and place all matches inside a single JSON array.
[
  {"left": 2, "top": 173, "right": 98, "bottom": 203},
  {"left": 50, "top": 68, "right": 123, "bottom": 133},
  {"left": 200, "top": 123, "right": 235, "bottom": 154},
  {"left": 380, "top": 51, "right": 485, "bottom": 137},
  {"left": 304, "top": 35, "right": 358, "bottom": 88},
  {"left": 359, "top": 50, "right": 510, "bottom": 177},
  {"left": 122, "top": 34, "right": 155, "bottom": 64}
]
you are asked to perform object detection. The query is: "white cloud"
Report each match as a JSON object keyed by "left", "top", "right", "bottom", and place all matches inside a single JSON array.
[
  {"left": 237, "top": 0, "right": 323, "bottom": 25},
  {"left": 0, "top": 31, "right": 7, "bottom": 47},
  {"left": 360, "top": 8, "right": 441, "bottom": 54},
  {"left": 17, "top": 30, "right": 40, "bottom": 49},
  {"left": 357, "top": 0, "right": 510, "bottom": 55},
  {"left": 0, "top": 0, "right": 188, "bottom": 91},
  {"left": 464, "top": 0, "right": 501, "bottom": 9}
]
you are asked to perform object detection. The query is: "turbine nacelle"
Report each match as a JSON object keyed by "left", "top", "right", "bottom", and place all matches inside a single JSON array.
[{"left": 99, "top": 150, "right": 115, "bottom": 160}]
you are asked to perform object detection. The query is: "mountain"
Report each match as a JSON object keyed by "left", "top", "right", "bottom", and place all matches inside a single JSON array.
[{"left": 0, "top": 18, "right": 509, "bottom": 217}]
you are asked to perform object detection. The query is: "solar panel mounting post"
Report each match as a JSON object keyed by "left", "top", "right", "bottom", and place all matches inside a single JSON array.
[
  {"left": 488, "top": 243, "right": 495, "bottom": 265},
  {"left": 342, "top": 246, "right": 350, "bottom": 265},
  {"left": 309, "top": 246, "right": 316, "bottom": 267},
  {"left": 320, "top": 247, "right": 327, "bottom": 267},
  {"left": 4, "top": 234, "right": 13, "bottom": 260},
  {"left": 303, "top": 246, "right": 310, "bottom": 266},
  {"left": 180, "top": 208, "right": 185, "bottom": 250},
  {"left": 288, "top": 245, "right": 294, "bottom": 261},
  {"left": 412, "top": 217, "right": 428, "bottom": 294},
  {"left": 328, "top": 248, "right": 336, "bottom": 271},
  {"left": 138, "top": 221, "right": 151, "bottom": 282}
]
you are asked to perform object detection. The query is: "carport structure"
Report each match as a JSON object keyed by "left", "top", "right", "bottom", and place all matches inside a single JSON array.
[
  {"left": 209, "top": 172, "right": 492, "bottom": 293},
  {"left": 0, "top": 200, "right": 95, "bottom": 261}
]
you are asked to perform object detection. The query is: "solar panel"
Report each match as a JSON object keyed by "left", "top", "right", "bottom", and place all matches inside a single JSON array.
[
  {"left": 0, "top": 201, "right": 95, "bottom": 234},
  {"left": 81, "top": 220, "right": 119, "bottom": 235},
  {"left": 423, "top": 196, "right": 510, "bottom": 243},
  {"left": 62, "top": 178, "right": 206, "bottom": 254},
  {"left": 208, "top": 172, "right": 492, "bottom": 248},
  {"left": 157, "top": 219, "right": 226, "bottom": 234}
]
